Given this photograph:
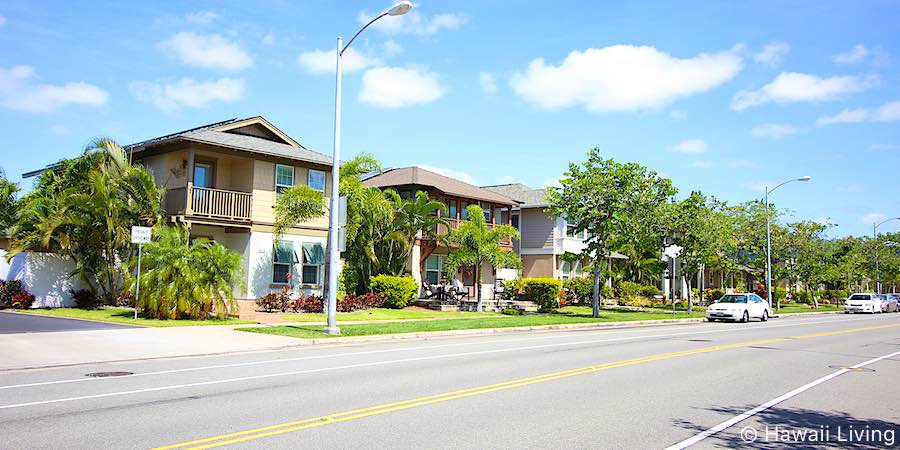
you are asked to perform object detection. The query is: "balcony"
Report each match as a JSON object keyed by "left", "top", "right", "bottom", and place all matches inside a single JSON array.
[
  {"left": 432, "top": 219, "right": 513, "bottom": 248},
  {"left": 165, "top": 183, "right": 252, "bottom": 224}
]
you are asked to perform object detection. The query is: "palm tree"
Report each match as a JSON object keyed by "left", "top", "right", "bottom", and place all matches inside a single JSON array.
[
  {"left": 444, "top": 204, "right": 521, "bottom": 311},
  {"left": 0, "top": 179, "right": 19, "bottom": 235},
  {"left": 384, "top": 190, "right": 447, "bottom": 274}
]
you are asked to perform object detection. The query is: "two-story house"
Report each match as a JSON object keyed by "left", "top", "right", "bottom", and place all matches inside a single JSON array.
[
  {"left": 362, "top": 166, "right": 519, "bottom": 299},
  {"left": 125, "top": 116, "right": 333, "bottom": 300},
  {"left": 482, "top": 183, "right": 627, "bottom": 280}
]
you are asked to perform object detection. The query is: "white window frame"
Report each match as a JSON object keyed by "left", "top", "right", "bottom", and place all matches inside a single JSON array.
[
  {"left": 560, "top": 260, "right": 571, "bottom": 280},
  {"left": 308, "top": 169, "right": 326, "bottom": 192},
  {"left": 425, "top": 255, "right": 446, "bottom": 285},
  {"left": 301, "top": 242, "right": 324, "bottom": 285},
  {"left": 275, "top": 164, "right": 295, "bottom": 195}
]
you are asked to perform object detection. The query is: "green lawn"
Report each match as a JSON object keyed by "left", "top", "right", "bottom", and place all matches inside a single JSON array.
[
  {"left": 775, "top": 304, "right": 843, "bottom": 314},
  {"left": 282, "top": 307, "right": 501, "bottom": 323},
  {"left": 243, "top": 307, "right": 706, "bottom": 339},
  {"left": 13, "top": 307, "right": 253, "bottom": 327}
]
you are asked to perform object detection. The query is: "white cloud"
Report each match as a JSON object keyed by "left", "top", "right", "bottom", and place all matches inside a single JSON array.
[
  {"left": 418, "top": 165, "right": 476, "bottom": 185},
  {"left": 832, "top": 44, "right": 869, "bottom": 64},
  {"left": 382, "top": 40, "right": 404, "bottom": 57},
  {"left": 359, "top": 66, "right": 444, "bottom": 108},
  {"left": 510, "top": 45, "right": 742, "bottom": 112},
  {"left": 184, "top": 11, "right": 220, "bottom": 26},
  {"left": 358, "top": 10, "right": 467, "bottom": 36},
  {"left": 159, "top": 32, "right": 253, "bottom": 71},
  {"left": 731, "top": 72, "right": 876, "bottom": 111},
  {"left": 0, "top": 16, "right": 6, "bottom": 27},
  {"left": 691, "top": 160, "right": 714, "bottom": 169},
  {"left": 745, "top": 181, "right": 774, "bottom": 192},
  {"left": 261, "top": 32, "right": 276, "bottom": 46},
  {"left": 479, "top": 71, "right": 497, "bottom": 93},
  {"left": 754, "top": 42, "right": 790, "bottom": 66},
  {"left": 130, "top": 77, "right": 245, "bottom": 112},
  {"left": 750, "top": 123, "right": 797, "bottom": 139},
  {"left": 872, "top": 143, "right": 900, "bottom": 151},
  {"left": 862, "top": 213, "right": 886, "bottom": 226},
  {"left": 0, "top": 65, "right": 108, "bottom": 113},
  {"left": 668, "top": 139, "right": 707, "bottom": 154},
  {"left": 298, "top": 48, "right": 381, "bottom": 74},
  {"left": 544, "top": 176, "right": 564, "bottom": 188},
  {"left": 816, "top": 100, "right": 900, "bottom": 126}
]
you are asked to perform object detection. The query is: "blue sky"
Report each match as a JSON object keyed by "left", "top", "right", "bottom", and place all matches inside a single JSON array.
[{"left": 1, "top": 1, "right": 899, "bottom": 237}]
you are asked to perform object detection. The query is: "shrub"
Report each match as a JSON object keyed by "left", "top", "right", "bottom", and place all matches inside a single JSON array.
[
  {"left": 338, "top": 292, "right": 384, "bottom": 312},
  {"left": 753, "top": 284, "right": 767, "bottom": 300},
  {"left": 521, "top": 278, "right": 562, "bottom": 311},
  {"left": 618, "top": 281, "right": 643, "bottom": 298},
  {"left": 0, "top": 280, "right": 25, "bottom": 309},
  {"left": 563, "top": 278, "right": 593, "bottom": 305},
  {"left": 115, "top": 292, "right": 135, "bottom": 308},
  {"left": 641, "top": 284, "right": 660, "bottom": 297},
  {"left": 792, "top": 291, "right": 812, "bottom": 304},
  {"left": 705, "top": 288, "right": 726, "bottom": 302},
  {"left": 370, "top": 275, "right": 417, "bottom": 309},
  {"left": 501, "top": 308, "right": 523, "bottom": 316},
  {"left": 69, "top": 289, "right": 102, "bottom": 309},
  {"left": 288, "top": 294, "right": 325, "bottom": 313},
  {"left": 11, "top": 291, "right": 35, "bottom": 309},
  {"left": 619, "top": 295, "right": 652, "bottom": 307},
  {"left": 601, "top": 284, "right": 614, "bottom": 300},
  {"left": 256, "top": 287, "right": 291, "bottom": 313}
]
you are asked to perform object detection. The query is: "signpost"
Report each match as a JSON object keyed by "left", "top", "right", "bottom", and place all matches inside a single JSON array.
[
  {"left": 664, "top": 244, "right": 682, "bottom": 315},
  {"left": 130, "top": 226, "right": 152, "bottom": 319}
]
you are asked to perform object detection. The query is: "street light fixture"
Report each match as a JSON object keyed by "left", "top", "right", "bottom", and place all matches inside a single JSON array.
[
  {"left": 324, "top": 1, "right": 413, "bottom": 335},
  {"left": 873, "top": 216, "right": 900, "bottom": 294},
  {"left": 765, "top": 176, "right": 811, "bottom": 311}
]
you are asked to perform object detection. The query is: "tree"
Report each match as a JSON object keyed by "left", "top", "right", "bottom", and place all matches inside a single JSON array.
[
  {"left": 547, "top": 148, "right": 676, "bottom": 317},
  {"left": 444, "top": 204, "right": 521, "bottom": 311},
  {"left": 127, "top": 225, "right": 242, "bottom": 319},
  {"left": 8, "top": 139, "right": 164, "bottom": 302},
  {"left": 384, "top": 190, "right": 447, "bottom": 272},
  {"left": 0, "top": 179, "right": 19, "bottom": 235},
  {"left": 785, "top": 221, "right": 833, "bottom": 307},
  {"left": 667, "top": 192, "right": 730, "bottom": 312}
]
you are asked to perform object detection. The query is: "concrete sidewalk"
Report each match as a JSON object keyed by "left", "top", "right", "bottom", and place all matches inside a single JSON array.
[{"left": 0, "top": 325, "right": 304, "bottom": 371}]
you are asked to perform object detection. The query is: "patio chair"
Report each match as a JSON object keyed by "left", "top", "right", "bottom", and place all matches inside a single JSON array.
[
  {"left": 421, "top": 281, "right": 440, "bottom": 299},
  {"left": 448, "top": 279, "right": 468, "bottom": 302}
]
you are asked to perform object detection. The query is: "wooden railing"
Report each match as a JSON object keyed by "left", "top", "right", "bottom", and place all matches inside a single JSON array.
[
  {"left": 186, "top": 184, "right": 252, "bottom": 222},
  {"left": 433, "top": 218, "right": 513, "bottom": 247}
]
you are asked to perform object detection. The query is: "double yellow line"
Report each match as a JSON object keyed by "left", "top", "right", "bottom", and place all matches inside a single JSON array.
[{"left": 155, "top": 322, "right": 900, "bottom": 450}]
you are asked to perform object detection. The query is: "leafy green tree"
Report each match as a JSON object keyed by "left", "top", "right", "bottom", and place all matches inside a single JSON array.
[
  {"left": 444, "top": 204, "right": 521, "bottom": 311},
  {"left": 0, "top": 179, "right": 19, "bottom": 235},
  {"left": 127, "top": 225, "right": 242, "bottom": 319},
  {"left": 547, "top": 148, "right": 676, "bottom": 317},
  {"left": 384, "top": 190, "right": 447, "bottom": 272},
  {"left": 8, "top": 139, "right": 164, "bottom": 302},
  {"left": 784, "top": 221, "right": 833, "bottom": 308}
]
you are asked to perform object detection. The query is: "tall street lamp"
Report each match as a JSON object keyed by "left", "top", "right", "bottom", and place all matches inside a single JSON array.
[
  {"left": 765, "top": 176, "right": 811, "bottom": 311},
  {"left": 325, "top": 1, "right": 413, "bottom": 335},
  {"left": 873, "top": 216, "right": 900, "bottom": 294}
]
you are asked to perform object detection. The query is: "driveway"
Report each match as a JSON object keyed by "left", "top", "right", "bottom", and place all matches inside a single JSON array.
[{"left": 0, "top": 311, "right": 137, "bottom": 334}]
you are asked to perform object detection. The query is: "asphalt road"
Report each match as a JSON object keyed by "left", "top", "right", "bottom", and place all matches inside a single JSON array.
[
  {"left": 0, "top": 311, "right": 136, "bottom": 334},
  {"left": 0, "top": 313, "right": 898, "bottom": 449}
]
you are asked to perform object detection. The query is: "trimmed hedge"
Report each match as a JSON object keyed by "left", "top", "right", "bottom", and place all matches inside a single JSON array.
[
  {"left": 521, "top": 278, "right": 562, "bottom": 311},
  {"left": 370, "top": 275, "right": 417, "bottom": 309},
  {"left": 563, "top": 278, "right": 593, "bottom": 305}
]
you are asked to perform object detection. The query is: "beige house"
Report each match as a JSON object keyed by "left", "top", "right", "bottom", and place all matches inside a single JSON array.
[
  {"left": 363, "top": 167, "right": 519, "bottom": 299},
  {"left": 125, "top": 116, "right": 333, "bottom": 299}
]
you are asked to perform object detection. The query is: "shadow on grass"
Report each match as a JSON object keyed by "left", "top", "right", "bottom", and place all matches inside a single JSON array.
[{"left": 673, "top": 404, "right": 899, "bottom": 448}]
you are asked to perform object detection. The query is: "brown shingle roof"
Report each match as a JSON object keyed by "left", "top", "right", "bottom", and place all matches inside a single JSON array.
[{"left": 363, "top": 166, "right": 518, "bottom": 205}]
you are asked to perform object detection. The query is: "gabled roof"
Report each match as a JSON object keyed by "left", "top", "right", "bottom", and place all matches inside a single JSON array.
[
  {"left": 125, "top": 116, "right": 331, "bottom": 166},
  {"left": 481, "top": 183, "right": 548, "bottom": 208},
  {"left": 363, "top": 166, "right": 519, "bottom": 205}
]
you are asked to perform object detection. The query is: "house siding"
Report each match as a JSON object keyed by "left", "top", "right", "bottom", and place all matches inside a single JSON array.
[{"left": 521, "top": 207, "right": 555, "bottom": 249}]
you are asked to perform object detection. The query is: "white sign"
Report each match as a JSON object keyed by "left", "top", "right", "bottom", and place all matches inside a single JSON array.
[
  {"left": 338, "top": 196, "right": 348, "bottom": 227},
  {"left": 131, "top": 226, "right": 152, "bottom": 244},
  {"left": 663, "top": 244, "right": 682, "bottom": 259}
]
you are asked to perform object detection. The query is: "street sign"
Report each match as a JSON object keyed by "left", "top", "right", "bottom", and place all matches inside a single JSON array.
[
  {"left": 131, "top": 226, "right": 152, "bottom": 244},
  {"left": 663, "top": 244, "right": 682, "bottom": 259},
  {"left": 338, "top": 196, "right": 348, "bottom": 227}
]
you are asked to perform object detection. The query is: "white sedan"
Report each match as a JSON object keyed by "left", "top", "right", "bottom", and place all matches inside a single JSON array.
[
  {"left": 706, "top": 293, "right": 771, "bottom": 322},
  {"left": 844, "top": 293, "right": 883, "bottom": 314}
]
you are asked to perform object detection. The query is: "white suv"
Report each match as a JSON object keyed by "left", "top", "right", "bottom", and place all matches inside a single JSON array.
[{"left": 844, "top": 293, "right": 882, "bottom": 314}]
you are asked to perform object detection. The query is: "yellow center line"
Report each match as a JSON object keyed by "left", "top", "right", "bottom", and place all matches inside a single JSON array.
[{"left": 154, "top": 322, "right": 900, "bottom": 450}]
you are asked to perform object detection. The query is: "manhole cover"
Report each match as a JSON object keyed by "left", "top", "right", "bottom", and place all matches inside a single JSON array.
[
  {"left": 85, "top": 371, "right": 133, "bottom": 378},
  {"left": 828, "top": 365, "right": 875, "bottom": 372}
]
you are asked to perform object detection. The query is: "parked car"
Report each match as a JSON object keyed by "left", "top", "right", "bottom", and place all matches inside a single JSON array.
[
  {"left": 844, "top": 293, "right": 883, "bottom": 314},
  {"left": 879, "top": 294, "right": 898, "bottom": 312},
  {"left": 706, "top": 293, "right": 771, "bottom": 322}
]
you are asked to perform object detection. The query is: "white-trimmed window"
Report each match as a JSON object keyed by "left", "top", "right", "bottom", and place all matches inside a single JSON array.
[
  {"left": 301, "top": 242, "right": 325, "bottom": 285},
  {"left": 275, "top": 164, "right": 295, "bottom": 194},
  {"left": 273, "top": 241, "right": 298, "bottom": 283},
  {"left": 308, "top": 169, "right": 326, "bottom": 192},
  {"left": 565, "top": 221, "right": 587, "bottom": 239},
  {"left": 561, "top": 261, "right": 571, "bottom": 280},
  {"left": 425, "top": 255, "right": 446, "bottom": 285}
]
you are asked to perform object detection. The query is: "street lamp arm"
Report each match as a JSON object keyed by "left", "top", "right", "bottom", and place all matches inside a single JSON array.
[
  {"left": 874, "top": 217, "right": 900, "bottom": 230},
  {"left": 341, "top": 12, "right": 389, "bottom": 55}
]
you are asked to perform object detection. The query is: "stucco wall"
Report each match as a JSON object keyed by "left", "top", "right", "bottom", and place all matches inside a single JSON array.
[
  {"left": 245, "top": 231, "right": 327, "bottom": 299},
  {"left": 522, "top": 254, "right": 555, "bottom": 279},
  {"left": 0, "top": 251, "right": 81, "bottom": 308}
]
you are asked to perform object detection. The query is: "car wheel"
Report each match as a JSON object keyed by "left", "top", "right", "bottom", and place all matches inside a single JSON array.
[
  {"left": 761, "top": 310, "right": 768, "bottom": 322},
  {"left": 741, "top": 311, "right": 749, "bottom": 323}
]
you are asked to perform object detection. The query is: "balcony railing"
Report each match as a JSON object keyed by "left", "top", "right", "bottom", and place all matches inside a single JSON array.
[{"left": 165, "top": 183, "right": 252, "bottom": 223}]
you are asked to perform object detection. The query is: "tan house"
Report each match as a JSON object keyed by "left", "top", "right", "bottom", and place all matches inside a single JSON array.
[
  {"left": 362, "top": 166, "right": 519, "bottom": 299},
  {"left": 125, "top": 116, "right": 333, "bottom": 299}
]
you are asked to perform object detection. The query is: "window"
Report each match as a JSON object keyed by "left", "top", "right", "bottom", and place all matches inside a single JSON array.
[
  {"left": 494, "top": 208, "right": 503, "bottom": 224},
  {"left": 565, "top": 221, "right": 587, "bottom": 239},
  {"left": 511, "top": 214, "right": 520, "bottom": 230},
  {"left": 273, "top": 241, "right": 298, "bottom": 283},
  {"left": 275, "top": 164, "right": 295, "bottom": 194},
  {"left": 448, "top": 200, "right": 458, "bottom": 220},
  {"left": 425, "top": 255, "right": 445, "bottom": 285},
  {"left": 308, "top": 169, "right": 325, "bottom": 192},
  {"left": 482, "top": 202, "right": 491, "bottom": 221},
  {"left": 301, "top": 242, "right": 325, "bottom": 284},
  {"left": 460, "top": 202, "right": 470, "bottom": 221},
  {"left": 560, "top": 261, "right": 571, "bottom": 280}
]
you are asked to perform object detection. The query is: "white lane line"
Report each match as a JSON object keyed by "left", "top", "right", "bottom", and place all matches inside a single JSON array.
[
  {"left": 0, "top": 315, "right": 881, "bottom": 392},
  {"left": 665, "top": 349, "right": 900, "bottom": 449}
]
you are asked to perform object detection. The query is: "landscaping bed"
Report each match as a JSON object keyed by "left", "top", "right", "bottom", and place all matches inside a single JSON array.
[
  {"left": 13, "top": 307, "right": 253, "bottom": 327},
  {"left": 282, "top": 307, "right": 500, "bottom": 323}
]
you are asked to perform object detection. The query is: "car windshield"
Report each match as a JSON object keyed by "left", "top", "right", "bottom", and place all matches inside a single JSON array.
[
  {"left": 849, "top": 294, "right": 872, "bottom": 301},
  {"left": 718, "top": 295, "right": 747, "bottom": 304}
]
